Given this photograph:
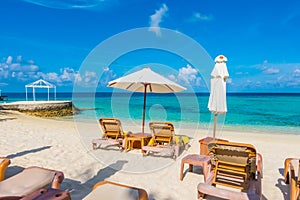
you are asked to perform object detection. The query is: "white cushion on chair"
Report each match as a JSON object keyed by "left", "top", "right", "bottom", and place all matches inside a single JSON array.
[{"left": 0, "top": 167, "right": 55, "bottom": 197}]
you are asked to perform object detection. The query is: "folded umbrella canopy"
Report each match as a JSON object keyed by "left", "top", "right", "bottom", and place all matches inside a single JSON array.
[
  {"left": 208, "top": 55, "right": 229, "bottom": 139},
  {"left": 108, "top": 67, "right": 186, "bottom": 135}
]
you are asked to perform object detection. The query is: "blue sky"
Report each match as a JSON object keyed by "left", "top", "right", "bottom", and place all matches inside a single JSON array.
[{"left": 0, "top": 0, "right": 300, "bottom": 93}]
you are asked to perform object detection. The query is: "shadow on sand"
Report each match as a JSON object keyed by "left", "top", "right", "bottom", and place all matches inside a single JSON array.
[
  {"left": 61, "top": 160, "right": 128, "bottom": 199},
  {"left": 4, "top": 146, "right": 164, "bottom": 199},
  {"left": 275, "top": 168, "right": 289, "bottom": 200},
  {"left": 60, "top": 159, "right": 160, "bottom": 200},
  {"left": 6, "top": 146, "right": 52, "bottom": 160}
]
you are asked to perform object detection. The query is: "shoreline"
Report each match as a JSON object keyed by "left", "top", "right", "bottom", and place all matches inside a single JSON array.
[
  {"left": 72, "top": 113, "right": 300, "bottom": 135},
  {"left": 3, "top": 108, "right": 299, "bottom": 135}
]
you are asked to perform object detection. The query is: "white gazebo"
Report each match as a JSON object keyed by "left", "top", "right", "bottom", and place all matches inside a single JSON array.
[{"left": 25, "top": 79, "right": 56, "bottom": 101}]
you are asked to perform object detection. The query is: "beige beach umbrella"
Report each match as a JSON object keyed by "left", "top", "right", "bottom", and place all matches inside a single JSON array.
[
  {"left": 108, "top": 67, "right": 186, "bottom": 135},
  {"left": 208, "top": 55, "right": 229, "bottom": 139}
]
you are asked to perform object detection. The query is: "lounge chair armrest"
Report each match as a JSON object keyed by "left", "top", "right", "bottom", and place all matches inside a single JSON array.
[
  {"left": 198, "top": 182, "right": 261, "bottom": 200},
  {"left": 52, "top": 171, "right": 65, "bottom": 189},
  {"left": 205, "top": 171, "right": 214, "bottom": 185},
  {"left": 284, "top": 158, "right": 298, "bottom": 184},
  {"left": 257, "top": 153, "right": 263, "bottom": 179},
  {"left": 0, "top": 157, "right": 11, "bottom": 182}
]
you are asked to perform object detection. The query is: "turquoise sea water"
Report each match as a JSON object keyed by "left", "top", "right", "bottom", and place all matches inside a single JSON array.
[{"left": 1, "top": 92, "right": 300, "bottom": 134}]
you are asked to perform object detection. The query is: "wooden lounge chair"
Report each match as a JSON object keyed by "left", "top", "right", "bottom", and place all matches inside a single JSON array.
[
  {"left": 150, "top": 122, "right": 175, "bottom": 146},
  {"left": 284, "top": 158, "right": 300, "bottom": 200},
  {"left": 92, "top": 118, "right": 126, "bottom": 150},
  {"left": 0, "top": 166, "right": 64, "bottom": 199},
  {"left": 83, "top": 181, "right": 148, "bottom": 200},
  {"left": 197, "top": 141, "right": 263, "bottom": 200},
  {"left": 141, "top": 122, "right": 177, "bottom": 159},
  {"left": 0, "top": 157, "right": 10, "bottom": 182}
]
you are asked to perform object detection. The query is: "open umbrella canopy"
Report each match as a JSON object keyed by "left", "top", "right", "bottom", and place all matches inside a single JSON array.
[
  {"left": 108, "top": 67, "right": 186, "bottom": 135},
  {"left": 108, "top": 67, "right": 186, "bottom": 93}
]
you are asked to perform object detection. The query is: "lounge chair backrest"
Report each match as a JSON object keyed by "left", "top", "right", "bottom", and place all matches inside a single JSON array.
[
  {"left": 99, "top": 118, "right": 123, "bottom": 139},
  {"left": 208, "top": 141, "right": 256, "bottom": 165},
  {"left": 150, "top": 122, "right": 174, "bottom": 135},
  {"left": 208, "top": 141, "right": 258, "bottom": 191},
  {"left": 149, "top": 122, "right": 175, "bottom": 145}
]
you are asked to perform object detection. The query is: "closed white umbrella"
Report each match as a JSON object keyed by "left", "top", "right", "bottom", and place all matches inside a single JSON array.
[
  {"left": 208, "top": 55, "right": 229, "bottom": 139},
  {"left": 108, "top": 67, "right": 186, "bottom": 135}
]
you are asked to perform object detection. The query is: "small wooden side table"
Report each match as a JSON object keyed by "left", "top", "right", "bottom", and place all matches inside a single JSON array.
[
  {"left": 180, "top": 154, "right": 211, "bottom": 182},
  {"left": 124, "top": 133, "right": 152, "bottom": 152}
]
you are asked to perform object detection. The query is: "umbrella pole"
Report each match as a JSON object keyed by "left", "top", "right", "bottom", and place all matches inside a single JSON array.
[
  {"left": 213, "top": 114, "right": 218, "bottom": 140},
  {"left": 142, "top": 84, "right": 148, "bottom": 136}
]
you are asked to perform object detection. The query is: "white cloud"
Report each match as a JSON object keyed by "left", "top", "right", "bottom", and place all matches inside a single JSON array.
[
  {"left": 191, "top": 12, "right": 213, "bottom": 22},
  {"left": 236, "top": 71, "right": 249, "bottom": 75},
  {"left": 21, "top": 0, "right": 107, "bottom": 10},
  {"left": 0, "top": 56, "right": 40, "bottom": 82},
  {"left": 74, "top": 71, "right": 98, "bottom": 87},
  {"left": 99, "top": 67, "right": 116, "bottom": 87},
  {"left": 293, "top": 69, "right": 300, "bottom": 77},
  {"left": 231, "top": 62, "right": 300, "bottom": 91},
  {"left": 226, "top": 78, "right": 233, "bottom": 84},
  {"left": 168, "top": 74, "right": 176, "bottom": 81},
  {"left": 264, "top": 68, "right": 280, "bottom": 74},
  {"left": 178, "top": 64, "right": 202, "bottom": 86},
  {"left": 104, "top": 66, "right": 110, "bottom": 72},
  {"left": 0, "top": 55, "right": 98, "bottom": 87},
  {"left": 6, "top": 56, "right": 12, "bottom": 64},
  {"left": 0, "top": 82, "right": 8, "bottom": 86},
  {"left": 16, "top": 55, "right": 22, "bottom": 62},
  {"left": 60, "top": 68, "right": 77, "bottom": 82},
  {"left": 41, "top": 72, "right": 60, "bottom": 83},
  {"left": 149, "top": 4, "right": 168, "bottom": 36}
]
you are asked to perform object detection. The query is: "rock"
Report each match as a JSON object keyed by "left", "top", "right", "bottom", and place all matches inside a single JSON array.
[{"left": 0, "top": 101, "right": 79, "bottom": 117}]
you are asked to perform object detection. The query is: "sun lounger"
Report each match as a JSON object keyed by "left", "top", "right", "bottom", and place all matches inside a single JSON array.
[
  {"left": 141, "top": 122, "right": 177, "bottom": 159},
  {"left": 142, "top": 122, "right": 190, "bottom": 159},
  {"left": 92, "top": 118, "right": 126, "bottom": 150},
  {"left": 284, "top": 158, "right": 300, "bottom": 200},
  {"left": 0, "top": 157, "right": 10, "bottom": 182},
  {"left": 197, "top": 141, "right": 263, "bottom": 200},
  {"left": 83, "top": 181, "right": 148, "bottom": 200},
  {"left": 0, "top": 166, "right": 64, "bottom": 199}
]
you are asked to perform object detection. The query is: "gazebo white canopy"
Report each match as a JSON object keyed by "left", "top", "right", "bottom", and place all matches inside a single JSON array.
[{"left": 25, "top": 79, "right": 56, "bottom": 101}]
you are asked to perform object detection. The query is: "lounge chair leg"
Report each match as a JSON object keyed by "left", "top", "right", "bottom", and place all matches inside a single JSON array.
[
  {"left": 198, "top": 191, "right": 205, "bottom": 200},
  {"left": 185, "top": 143, "right": 190, "bottom": 150},
  {"left": 173, "top": 155, "right": 177, "bottom": 160},
  {"left": 142, "top": 150, "right": 149, "bottom": 156},
  {"left": 92, "top": 143, "right": 97, "bottom": 150}
]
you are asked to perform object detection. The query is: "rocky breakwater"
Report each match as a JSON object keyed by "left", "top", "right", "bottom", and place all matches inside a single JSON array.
[{"left": 0, "top": 101, "right": 79, "bottom": 117}]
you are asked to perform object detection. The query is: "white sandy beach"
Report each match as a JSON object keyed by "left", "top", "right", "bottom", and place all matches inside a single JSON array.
[{"left": 0, "top": 110, "right": 299, "bottom": 199}]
